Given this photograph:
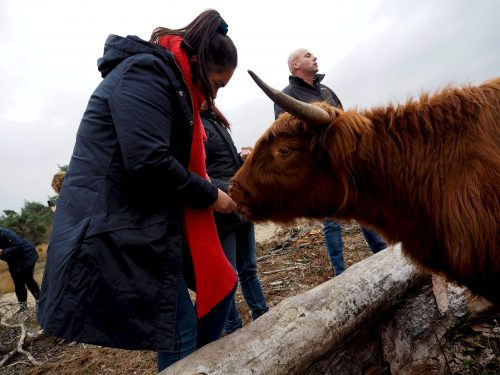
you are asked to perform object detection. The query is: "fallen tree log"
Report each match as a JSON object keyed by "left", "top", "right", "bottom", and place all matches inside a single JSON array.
[
  {"left": 378, "top": 281, "right": 495, "bottom": 374},
  {"left": 162, "top": 245, "right": 425, "bottom": 375}
]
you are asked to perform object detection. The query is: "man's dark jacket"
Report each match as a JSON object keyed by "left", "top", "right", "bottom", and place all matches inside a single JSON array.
[
  {"left": 36, "top": 35, "right": 218, "bottom": 351},
  {"left": 0, "top": 227, "right": 39, "bottom": 272},
  {"left": 274, "top": 74, "right": 343, "bottom": 119}
]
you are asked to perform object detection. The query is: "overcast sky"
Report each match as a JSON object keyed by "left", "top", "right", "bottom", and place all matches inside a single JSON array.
[{"left": 1, "top": 0, "right": 499, "bottom": 212}]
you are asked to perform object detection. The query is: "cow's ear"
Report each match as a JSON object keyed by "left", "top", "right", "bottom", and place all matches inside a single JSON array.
[{"left": 320, "top": 110, "right": 371, "bottom": 163}]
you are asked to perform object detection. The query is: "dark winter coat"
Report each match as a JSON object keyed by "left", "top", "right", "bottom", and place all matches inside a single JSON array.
[
  {"left": 274, "top": 74, "right": 343, "bottom": 119},
  {"left": 36, "top": 35, "right": 218, "bottom": 351},
  {"left": 201, "top": 111, "right": 246, "bottom": 233},
  {"left": 0, "top": 227, "right": 39, "bottom": 272}
]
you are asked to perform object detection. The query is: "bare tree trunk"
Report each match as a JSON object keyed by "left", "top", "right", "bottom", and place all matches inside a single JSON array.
[{"left": 162, "top": 245, "right": 424, "bottom": 375}]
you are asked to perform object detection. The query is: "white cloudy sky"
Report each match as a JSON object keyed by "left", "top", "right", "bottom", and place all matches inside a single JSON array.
[{"left": 1, "top": 0, "right": 499, "bottom": 212}]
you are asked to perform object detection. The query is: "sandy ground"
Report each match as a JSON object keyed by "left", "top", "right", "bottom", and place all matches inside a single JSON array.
[
  {"left": 0, "top": 291, "right": 37, "bottom": 306},
  {"left": 0, "top": 291, "right": 37, "bottom": 321},
  {"left": 254, "top": 221, "right": 282, "bottom": 243}
]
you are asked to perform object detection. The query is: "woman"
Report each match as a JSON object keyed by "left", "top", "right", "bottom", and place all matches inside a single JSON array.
[
  {"left": 0, "top": 227, "right": 40, "bottom": 312},
  {"left": 37, "top": 9, "right": 238, "bottom": 371},
  {"left": 201, "top": 105, "right": 269, "bottom": 334},
  {"left": 47, "top": 170, "right": 66, "bottom": 213}
]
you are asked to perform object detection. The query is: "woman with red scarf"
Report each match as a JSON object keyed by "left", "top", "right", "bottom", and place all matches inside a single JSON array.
[{"left": 37, "top": 10, "right": 239, "bottom": 371}]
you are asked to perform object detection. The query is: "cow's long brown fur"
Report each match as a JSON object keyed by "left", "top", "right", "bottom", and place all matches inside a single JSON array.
[{"left": 230, "top": 78, "right": 500, "bottom": 303}]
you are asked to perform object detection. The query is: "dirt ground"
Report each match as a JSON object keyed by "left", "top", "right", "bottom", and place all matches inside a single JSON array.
[{"left": 0, "top": 221, "right": 498, "bottom": 374}]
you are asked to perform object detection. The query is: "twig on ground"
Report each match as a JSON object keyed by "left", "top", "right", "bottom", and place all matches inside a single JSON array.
[
  {"left": 262, "top": 266, "right": 301, "bottom": 275},
  {"left": 0, "top": 308, "right": 43, "bottom": 367}
]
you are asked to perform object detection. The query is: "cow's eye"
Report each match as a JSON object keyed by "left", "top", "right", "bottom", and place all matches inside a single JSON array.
[{"left": 278, "top": 146, "right": 290, "bottom": 155}]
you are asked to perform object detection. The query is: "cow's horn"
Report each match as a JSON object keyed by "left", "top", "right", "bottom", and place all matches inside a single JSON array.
[{"left": 248, "top": 70, "right": 330, "bottom": 125}]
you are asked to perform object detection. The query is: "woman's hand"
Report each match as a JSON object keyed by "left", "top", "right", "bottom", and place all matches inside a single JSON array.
[{"left": 211, "top": 189, "right": 237, "bottom": 213}]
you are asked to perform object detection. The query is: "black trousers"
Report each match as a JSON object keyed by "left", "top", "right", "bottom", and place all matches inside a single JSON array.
[{"left": 9, "top": 264, "right": 40, "bottom": 303}]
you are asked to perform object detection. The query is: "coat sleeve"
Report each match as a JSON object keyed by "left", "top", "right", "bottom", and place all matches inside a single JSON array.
[
  {"left": 1, "top": 245, "right": 18, "bottom": 261},
  {"left": 275, "top": 86, "right": 296, "bottom": 119},
  {"left": 208, "top": 176, "right": 230, "bottom": 193},
  {"left": 108, "top": 56, "right": 217, "bottom": 209},
  {"left": 274, "top": 102, "right": 284, "bottom": 120},
  {"left": 0, "top": 228, "right": 20, "bottom": 261}
]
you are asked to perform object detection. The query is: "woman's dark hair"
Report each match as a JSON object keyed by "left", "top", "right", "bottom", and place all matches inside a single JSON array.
[{"left": 150, "top": 9, "right": 238, "bottom": 104}]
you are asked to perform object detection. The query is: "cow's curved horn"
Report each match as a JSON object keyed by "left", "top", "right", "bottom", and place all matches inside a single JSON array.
[{"left": 248, "top": 70, "right": 330, "bottom": 125}]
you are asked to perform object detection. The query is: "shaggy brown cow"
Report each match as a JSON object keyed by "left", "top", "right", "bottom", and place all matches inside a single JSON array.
[{"left": 230, "top": 71, "right": 500, "bottom": 303}]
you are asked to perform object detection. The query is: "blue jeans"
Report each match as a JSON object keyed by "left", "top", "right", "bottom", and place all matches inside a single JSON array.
[
  {"left": 323, "top": 219, "right": 387, "bottom": 275},
  {"left": 157, "top": 275, "right": 235, "bottom": 372},
  {"left": 219, "top": 222, "right": 269, "bottom": 334}
]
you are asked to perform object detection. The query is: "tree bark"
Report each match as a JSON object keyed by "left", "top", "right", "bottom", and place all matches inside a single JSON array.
[{"left": 162, "top": 245, "right": 424, "bottom": 375}]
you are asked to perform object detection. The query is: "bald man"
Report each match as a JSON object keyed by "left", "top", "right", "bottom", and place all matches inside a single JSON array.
[
  {"left": 274, "top": 48, "right": 342, "bottom": 118},
  {"left": 274, "top": 48, "right": 387, "bottom": 276}
]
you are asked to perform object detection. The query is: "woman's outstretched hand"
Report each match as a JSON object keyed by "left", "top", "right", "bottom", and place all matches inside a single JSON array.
[{"left": 211, "top": 188, "right": 237, "bottom": 213}]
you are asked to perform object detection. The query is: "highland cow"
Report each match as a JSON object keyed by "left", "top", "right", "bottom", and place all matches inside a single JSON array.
[{"left": 230, "top": 71, "right": 500, "bottom": 303}]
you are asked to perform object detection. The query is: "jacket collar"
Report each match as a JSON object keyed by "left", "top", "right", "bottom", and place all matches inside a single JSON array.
[{"left": 288, "top": 74, "right": 325, "bottom": 88}]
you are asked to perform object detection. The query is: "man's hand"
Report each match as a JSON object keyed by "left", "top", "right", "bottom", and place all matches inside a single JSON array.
[{"left": 211, "top": 189, "right": 237, "bottom": 213}]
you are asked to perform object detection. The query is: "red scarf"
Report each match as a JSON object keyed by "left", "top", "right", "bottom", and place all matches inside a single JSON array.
[{"left": 157, "top": 35, "right": 236, "bottom": 317}]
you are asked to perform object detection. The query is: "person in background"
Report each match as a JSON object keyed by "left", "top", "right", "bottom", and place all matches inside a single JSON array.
[
  {"left": 202, "top": 102, "right": 269, "bottom": 334},
  {"left": 0, "top": 227, "right": 40, "bottom": 312},
  {"left": 36, "top": 9, "right": 239, "bottom": 372},
  {"left": 274, "top": 48, "right": 387, "bottom": 276},
  {"left": 47, "top": 170, "right": 66, "bottom": 213},
  {"left": 47, "top": 200, "right": 57, "bottom": 213},
  {"left": 322, "top": 219, "right": 386, "bottom": 275}
]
